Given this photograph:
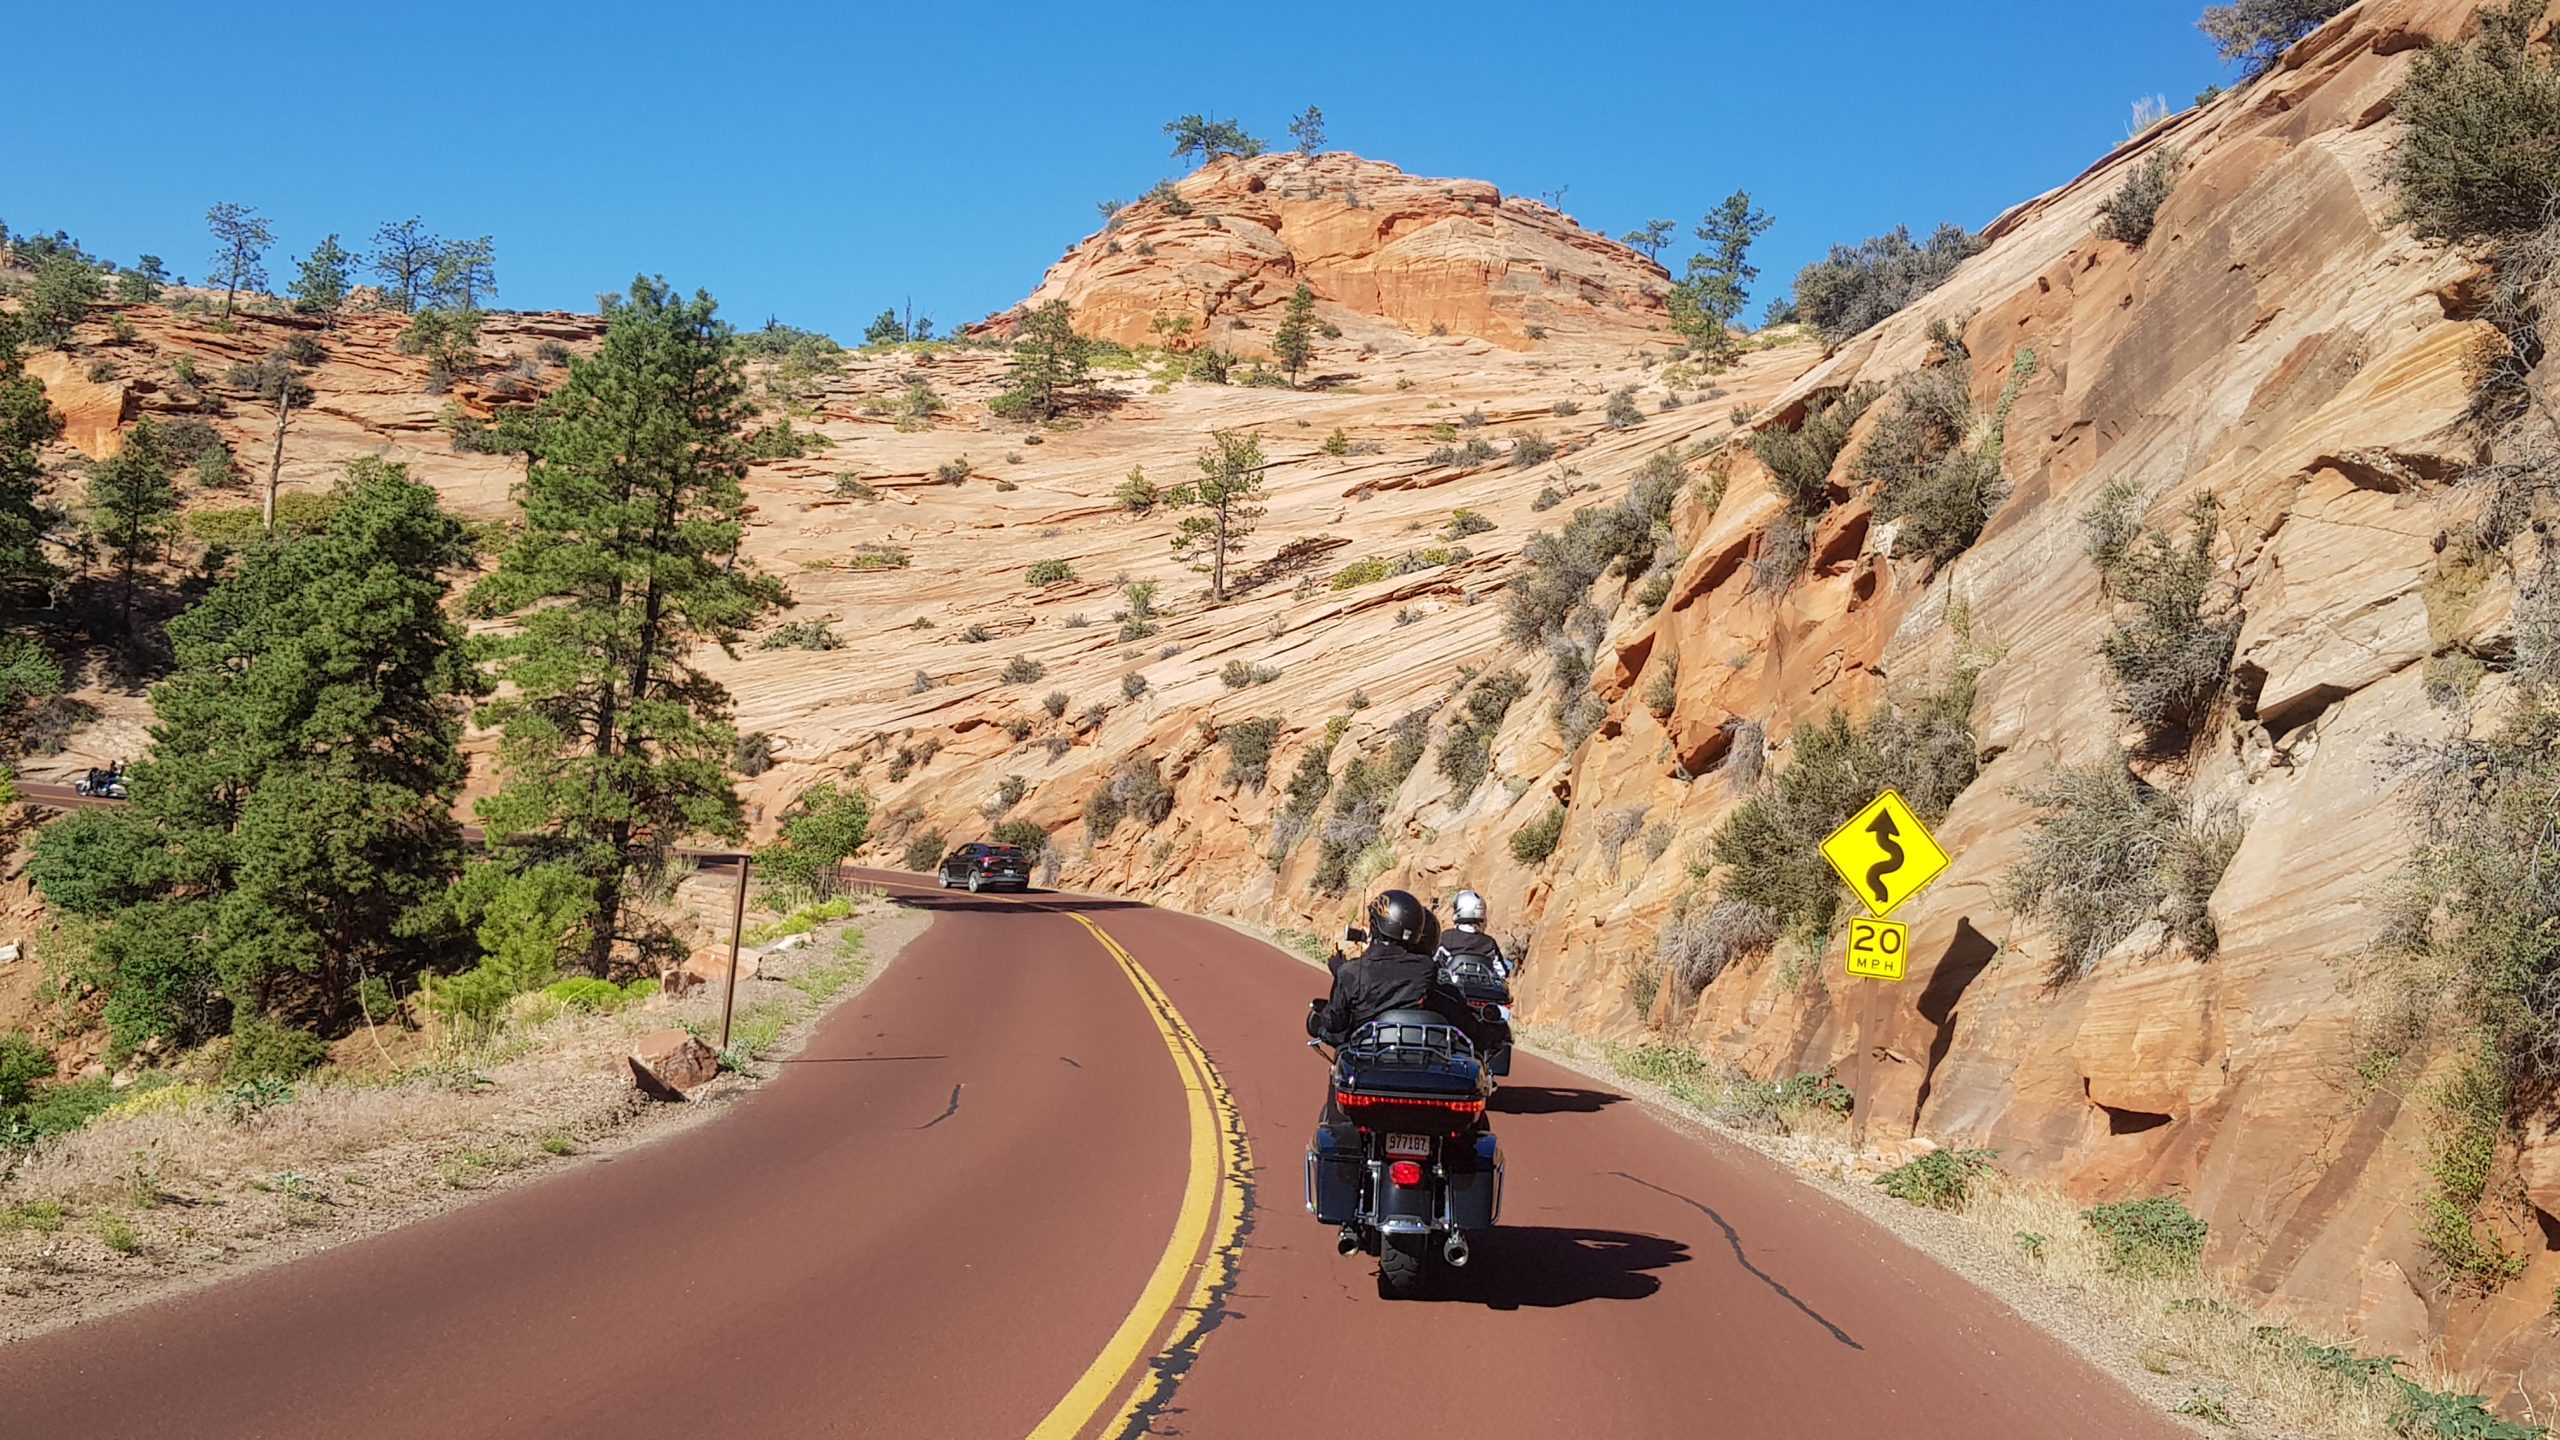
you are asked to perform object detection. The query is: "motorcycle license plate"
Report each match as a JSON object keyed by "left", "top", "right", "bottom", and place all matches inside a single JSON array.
[{"left": 1385, "top": 1133, "right": 1431, "bottom": 1158}]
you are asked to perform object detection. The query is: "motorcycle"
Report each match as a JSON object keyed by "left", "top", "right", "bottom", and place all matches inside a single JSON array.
[
  {"left": 74, "top": 764, "right": 128, "bottom": 800},
  {"left": 1305, "top": 1008, "right": 1503, "bottom": 1299},
  {"left": 1436, "top": 950, "right": 1515, "bottom": 1079}
]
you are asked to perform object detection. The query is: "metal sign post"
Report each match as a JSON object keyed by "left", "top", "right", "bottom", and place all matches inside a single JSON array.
[{"left": 718, "top": 855, "right": 751, "bottom": 1052}]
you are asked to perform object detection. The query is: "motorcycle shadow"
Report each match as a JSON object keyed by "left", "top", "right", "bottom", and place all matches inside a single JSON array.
[
  {"left": 1488, "top": 1085, "right": 1622, "bottom": 1116},
  {"left": 1424, "top": 1226, "right": 1688, "bottom": 1309}
]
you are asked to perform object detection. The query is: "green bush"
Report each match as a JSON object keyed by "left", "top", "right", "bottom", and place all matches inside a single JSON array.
[
  {"left": 1220, "top": 660, "right": 1280, "bottom": 688},
  {"left": 2097, "top": 150, "right": 2180, "bottom": 247},
  {"left": 543, "top": 977, "right": 633, "bottom": 1014},
  {"left": 1434, "top": 670, "right": 1530, "bottom": 799},
  {"left": 1314, "top": 711, "right": 1431, "bottom": 892},
  {"left": 226, "top": 1013, "right": 329, "bottom": 1082},
  {"left": 757, "top": 783, "right": 873, "bottom": 896},
  {"left": 1709, "top": 675, "right": 1979, "bottom": 945},
  {"left": 2080, "top": 1196, "right": 2208, "bottom": 1275},
  {"left": 1752, "top": 383, "right": 1882, "bottom": 517},
  {"left": 1221, "top": 717, "right": 1284, "bottom": 791},
  {"left": 0, "top": 1032, "right": 55, "bottom": 1106},
  {"left": 2098, "top": 493, "right": 2236, "bottom": 746},
  {"left": 1502, "top": 450, "right": 1687, "bottom": 644},
  {"left": 1865, "top": 350, "right": 2037, "bottom": 567},
  {"left": 1443, "top": 508, "right": 1496, "bottom": 541},
  {"left": 1791, "top": 224, "right": 1981, "bottom": 347},
  {"left": 1605, "top": 386, "right": 1643, "bottom": 429},
  {"left": 1000, "top": 656, "right": 1047, "bottom": 684},
  {"left": 745, "top": 420, "right": 831, "bottom": 460},
  {"left": 2390, "top": 3, "right": 2560, "bottom": 244},
  {"left": 1509, "top": 803, "right": 1567, "bottom": 865},
  {"left": 1875, "top": 1146, "right": 1996, "bottom": 1210},
  {"left": 1510, "top": 432, "right": 1557, "bottom": 468},
  {"left": 901, "top": 831, "right": 947, "bottom": 872},
  {"left": 1268, "top": 726, "right": 1341, "bottom": 861},
  {"left": 2201, "top": 0, "right": 2351, "bottom": 78},
  {"left": 991, "top": 817, "right": 1048, "bottom": 860},
  {"left": 2004, "top": 761, "right": 2242, "bottom": 981},
  {"left": 1027, "top": 558, "right": 1078, "bottom": 588},
  {"left": 1426, "top": 436, "right": 1498, "bottom": 468},
  {"left": 759, "top": 620, "right": 840, "bottom": 651}
]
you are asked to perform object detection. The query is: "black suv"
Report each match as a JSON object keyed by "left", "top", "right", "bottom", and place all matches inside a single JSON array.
[{"left": 936, "top": 842, "right": 1032, "bottom": 893}]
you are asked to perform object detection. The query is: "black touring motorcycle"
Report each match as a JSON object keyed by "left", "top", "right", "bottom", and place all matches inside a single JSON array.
[{"left": 1305, "top": 1005, "right": 1503, "bottom": 1298}]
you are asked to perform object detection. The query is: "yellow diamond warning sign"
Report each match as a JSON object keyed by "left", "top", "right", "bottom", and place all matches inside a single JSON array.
[
  {"left": 1818, "top": 788, "right": 1950, "bottom": 919},
  {"left": 1845, "top": 916, "right": 1908, "bottom": 982}
]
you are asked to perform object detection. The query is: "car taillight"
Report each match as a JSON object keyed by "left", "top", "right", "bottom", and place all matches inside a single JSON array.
[
  {"left": 1334, "top": 1091, "right": 1485, "bottom": 1119},
  {"left": 1388, "top": 1160, "right": 1424, "bottom": 1187}
]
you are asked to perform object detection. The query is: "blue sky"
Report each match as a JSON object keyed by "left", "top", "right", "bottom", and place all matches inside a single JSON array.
[{"left": 14, "top": 1, "right": 2235, "bottom": 339}]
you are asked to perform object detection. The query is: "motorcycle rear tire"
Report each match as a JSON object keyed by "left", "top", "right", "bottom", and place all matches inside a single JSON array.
[{"left": 1377, "top": 1232, "right": 1427, "bottom": 1300}]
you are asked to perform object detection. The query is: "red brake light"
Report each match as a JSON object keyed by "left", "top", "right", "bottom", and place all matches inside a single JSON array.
[
  {"left": 1333, "top": 1090, "right": 1484, "bottom": 1118},
  {"left": 1388, "top": 1160, "right": 1424, "bottom": 1187}
]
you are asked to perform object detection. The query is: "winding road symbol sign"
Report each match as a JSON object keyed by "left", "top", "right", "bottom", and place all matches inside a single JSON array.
[{"left": 1819, "top": 789, "right": 1949, "bottom": 919}]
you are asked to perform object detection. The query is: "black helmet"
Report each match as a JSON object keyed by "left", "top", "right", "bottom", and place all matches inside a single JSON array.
[{"left": 1368, "top": 889, "right": 1434, "bottom": 949}]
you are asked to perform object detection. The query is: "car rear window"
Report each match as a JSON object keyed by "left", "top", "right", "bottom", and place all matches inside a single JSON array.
[{"left": 987, "top": 845, "right": 1024, "bottom": 859}]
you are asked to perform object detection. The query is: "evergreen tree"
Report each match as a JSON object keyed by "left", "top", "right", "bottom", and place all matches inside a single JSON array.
[
  {"left": 27, "top": 460, "right": 478, "bottom": 1048},
  {"left": 400, "top": 306, "right": 483, "bottom": 379},
  {"left": 1621, "top": 219, "right": 1675, "bottom": 261},
  {"left": 989, "top": 300, "right": 1092, "bottom": 420},
  {"left": 370, "top": 217, "right": 443, "bottom": 314},
  {"left": 1671, "top": 191, "right": 1773, "bottom": 356},
  {"left": 0, "top": 316, "right": 65, "bottom": 603},
  {"left": 1165, "top": 114, "right": 1265, "bottom": 165},
  {"left": 114, "top": 255, "right": 168, "bottom": 303},
  {"left": 1289, "top": 105, "right": 1326, "bottom": 155},
  {"left": 430, "top": 235, "right": 498, "bottom": 310},
  {"left": 204, "top": 202, "right": 273, "bottom": 319},
  {"left": 1169, "top": 429, "right": 1268, "bottom": 602},
  {"left": 88, "top": 416, "right": 179, "bottom": 632},
  {"left": 471, "top": 276, "right": 787, "bottom": 974},
  {"left": 864, "top": 308, "right": 906, "bottom": 346},
  {"left": 23, "top": 257, "right": 104, "bottom": 345},
  {"left": 289, "top": 234, "right": 357, "bottom": 323},
  {"left": 1274, "top": 282, "right": 1316, "bottom": 386}
]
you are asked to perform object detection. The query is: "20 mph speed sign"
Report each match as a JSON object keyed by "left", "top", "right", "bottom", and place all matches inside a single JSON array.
[{"left": 1845, "top": 916, "right": 1908, "bottom": 982}]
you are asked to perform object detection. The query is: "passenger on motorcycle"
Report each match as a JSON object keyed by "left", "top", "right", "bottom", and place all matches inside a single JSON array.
[
  {"left": 1306, "top": 889, "right": 1461, "bottom": 1045},
  {"left": 1434, "top": 889, "right": 1509, "bottom": 979}
]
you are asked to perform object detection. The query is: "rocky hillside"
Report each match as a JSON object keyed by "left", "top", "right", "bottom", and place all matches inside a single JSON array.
[{"left": 12, "top": 0, "right": 2557, "bottom": 1393}]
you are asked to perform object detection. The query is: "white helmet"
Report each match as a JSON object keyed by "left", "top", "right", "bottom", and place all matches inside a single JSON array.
[{"left": 1451, "top": 889, "right": 1487, "bottom": 926}]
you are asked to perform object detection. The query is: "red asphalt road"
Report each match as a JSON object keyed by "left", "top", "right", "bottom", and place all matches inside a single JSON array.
[{"left": 0, "top": 877, "right": 2186, "bottom": 1440}]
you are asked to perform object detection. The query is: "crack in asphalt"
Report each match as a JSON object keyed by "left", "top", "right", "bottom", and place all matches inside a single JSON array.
[
  {"left": 918, "top": 1082, "right": 964, "bottom": 1130},
  {"left": 1613, "top": 1171, "right": 1862, "bottom": 1350}
]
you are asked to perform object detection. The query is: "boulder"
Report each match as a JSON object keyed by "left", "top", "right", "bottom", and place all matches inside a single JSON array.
[
  {"left": 628, "top": 1029, "right": 720, "bottom": 1100},
  {"left": 680, "top": 948, "right": 761, "bottom": 988}
]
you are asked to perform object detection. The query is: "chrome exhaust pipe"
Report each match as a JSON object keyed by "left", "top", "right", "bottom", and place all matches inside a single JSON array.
[
  {"left": 1337, "top": 1227, "right": 1362, "bottom": 1257},
  {"left": 1442, "top": 1233, "right": 1471, "bottom": 1268}
]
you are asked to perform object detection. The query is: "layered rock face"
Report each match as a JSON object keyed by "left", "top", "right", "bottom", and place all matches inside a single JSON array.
[{"left": 992, "top": 152, "right": 1673, "bottom": 351}]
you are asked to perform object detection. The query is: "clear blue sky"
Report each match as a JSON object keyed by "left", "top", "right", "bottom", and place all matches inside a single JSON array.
[{"left": 13, "top": 1, "right": 2235, "bottom": 339}]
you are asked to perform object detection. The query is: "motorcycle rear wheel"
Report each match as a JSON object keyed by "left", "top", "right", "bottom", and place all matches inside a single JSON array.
[{"left": 1377, "top": 1232, "right": 1428, "bottom": 1300}]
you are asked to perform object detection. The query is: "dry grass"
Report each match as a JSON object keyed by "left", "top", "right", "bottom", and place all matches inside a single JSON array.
[{"left": 0, "top": 897, "right": 925, "bottom": 1338}]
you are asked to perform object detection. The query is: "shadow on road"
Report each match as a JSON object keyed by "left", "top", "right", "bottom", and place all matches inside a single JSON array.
[
  {"left": 1427, "top": 1226, "right": 1689, "bottom": 1309},
  {"left": 1614, "top": 1171, "right": 1862, "bottom": 1349},
  {"left": 1490, "top": 1085, "right": 1624, "bottom": 1116},
  {"left": 881, "top": 891, "right": 1154, "bottom": 915}
]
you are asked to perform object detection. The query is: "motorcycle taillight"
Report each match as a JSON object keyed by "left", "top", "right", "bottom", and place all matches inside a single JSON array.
[{"left": 1388, "top": 1160, "right": 1424, "bottom": 1187}]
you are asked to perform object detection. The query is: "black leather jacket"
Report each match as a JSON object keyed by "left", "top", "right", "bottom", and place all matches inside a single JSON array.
[{"left": 1307, "top": 937, "right": 1463, "bottom": 1045}]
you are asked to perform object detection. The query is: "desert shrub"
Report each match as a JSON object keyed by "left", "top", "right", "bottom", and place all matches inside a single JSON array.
[
  {"left": 1220, "top": 659, "right": 1280, "bottom": 688},
  {"left": 2201, "top": 0, "right": 2353, "bottom": 79},
  {"left": 225, "top": 1013, "right": 329, "bottom": 1082},
  {"left": 2098, "top": 493, "right": 2237, "bottom": 745},
  {"left": 1876, "top": 1147, "right": 1996, "bottom": 1210},
  {"left": 0, "top": 1033, "right": 55, "bottom": 1106},
  {"left": 1658, "top": 898, "right": 1776, "bottom": 1000},
  {"left": 831, "top": 474, "right": 876, "bottom": 500},
  {"left": 901, "top": 831, "right": 947, "bottom": 872},
  {"left": 1865, "top": 350, "right": 2038, "bottom": 566},
  {"left": 759, "top": 619, "right": 840, "bottom": 651},
  {"left": 733, "top": 730, "right": 777, "bottom": 776},
  {"left": 2078, "top": 479, "right": 2145, "bottom": 594},
  {"left": 2080, "top": 1196, "right": 2209, "bottom": 1275},
  {"left": 1510, "top": 432, "right": 1557, "bottom": 468},
  {"left": 908, "top": 670, "right": 935, "bottom": 695},
  {"left": 1434, "top": 669, "right": 1530, "bottom": 799},
  {"left": 1089, "top": 754, "right": 1173, "bottom": 838},
  {"left": 1642, "top": 653, "right": 1680, "bottom": 720},
  {"left": 984, "top": 817, "right": 1046, "bottom": 862},
  {"left": 1502, "top": 450, "right": 1687, "bottom": 644},
  {"left": 1791, "top": 224, "right": 1982, "bottom": 346},
  {"left": 1221, "top": 717, "right": 1284, "bottom": 790},
  {"left": 1531, "top": 485, "right": 1564, "bottom": 512},
  {"left": 1605, "top": 386, "right": 1643, "bottom": 429},
  {"left": 1314, "top": 710, "right": 1432, "bottom": 892},
  {"left": 958, "top": 624, "right": 994, "bottom": 644},
  {"left": 1443, "top": 508, "right": 1496, "bottom": 541},
  {"left": 2097, "top": 149, "right": 2181, "bottom": 247},
  {"left": 999, "top": 656, "right": 1047, "bottom": 684},
  {"left": 2003, "top": 761, "right": 2243, "bottom": 981},
  {"left": 2390, "top": 3, "right": 2560, "bottom": 244},
  {"left": 1596, "top": 805, "right": 1649, "bottom": 871},
  {"left": 1427, "top": 436, "right": 1499, "bottom": 468},
  {"left": 848, "top": 543, "right": 911, "bottom": 571},
  {"left": 1027, "top": 558, "right": 1078, "bottom": 588},
  {"left": 1509, "top": 804, "right": 1567, "bottom": 865},
  {"left": 1269, "top": 728, "right": 1340, "bottom": 859},
  {"left": 1120, "top": 671, "right": 1149, "bottom": 701},
  {"left": 1002, "top": 715, "right": 1035, "bottom": 743},
  {"left": 1635, "top": 571, "right": 1673, "bottom": 613},
  {"left": 1752, "top": 383, "right": 1883, "bottom": 516},
  {"left": 1039, "top": 689, "right": 1070, "bottom": 719},
  {"left": 745, "top": 420, "right": 831, "bottom": 460},
  {"left": 1331, "top": 557, "right": 1393, "bottom": 589},
  {"left": 936, "top": 457, "right": 971, "bottom": 484},
  {"left": 1709, "top": 675, "right": 1979, "bottom": 945}
]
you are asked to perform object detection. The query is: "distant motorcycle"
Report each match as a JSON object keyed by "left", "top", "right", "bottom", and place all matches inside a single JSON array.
[
  {"left": 1436, "top": 950, "right": 1514, "bottom": 1079},
  {"left": 1306, "top": 1008, "right": 1503, "bottom": 1299},
  {"left": 74, "top": 764, "right": 128, "bottom": 800}
]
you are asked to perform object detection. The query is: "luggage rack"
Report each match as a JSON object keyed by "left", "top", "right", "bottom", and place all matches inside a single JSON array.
[{"left": 1343, "top": 1016, "right": 1478, "bottom": 1065}]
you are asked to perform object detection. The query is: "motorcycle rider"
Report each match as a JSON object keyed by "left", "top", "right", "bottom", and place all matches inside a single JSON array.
[
  {"left": 1306, "top": 889, "right": 1456, "bottom": 1044},
  {"left": 1434, "top": 889, "right": 1510, "bottom": 979}
]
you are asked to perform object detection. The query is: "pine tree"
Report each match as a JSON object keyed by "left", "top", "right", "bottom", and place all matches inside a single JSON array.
[
  {"left": 1672, "top": 192, "right": 1773, "bottom": 356},
  {"left": 1289, "top": 105, "right": 1326, "bottom": 155},
  {"left": 1165, "top": 114, "right": 1265, "bottom": 165},
  {"left": 27, "top": 460, "right": 478, "bottom": 1047},
  {"left": 1274, "top": 282, "right": 1316, "bottom": 386},
  {"left": 204, "top": 202, "right": 274, "bottom": 319},
  {"left": 430, "top": 235, "right": 498, "bottom": 310},
  {"left": 114, "top": 255, "right": 168, "bottom": 303},
  {"left": 472, "top": 276, "right": 787, "bottom": 974},
  {"left": 1621, "top": 219, "right": 1675, "bottom": 261},
  {"left": 1169, "top": 430, "right": 1268, "bottom": 602},
  {"left": 0, "top": 317, "right": 64, "bottom": 604},
  {"left": 88, "top": 416, "right": 179, "bottom": 632},
  {"left": 23, "top": 258, "right": 104, "bottom": 345},
  {"left": 864, "top": 308, "right": 906, "bottom": 346},
  {"left": 370, "top": 218, "right": 443, "bottom": 314},
  {"left": 989, "top": 300, "right": 1092, "bottom": 420},
  {"left": 290, "top": 235, "right": 357, "bottom": 324}
]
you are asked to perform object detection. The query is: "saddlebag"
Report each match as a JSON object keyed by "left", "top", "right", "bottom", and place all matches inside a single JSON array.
[
  {"left": 1441, "top": 1130, "right": 1502, "bottom": 1230},
  {"left": 1305, "top": 1128, "right": 1362, "bottom": 1225}
]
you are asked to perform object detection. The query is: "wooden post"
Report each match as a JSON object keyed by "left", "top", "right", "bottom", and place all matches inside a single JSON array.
[
  {"left": 718, "top": 855, "right": 751, "bottom": 1052},
  {"left": 263, "top": 377, "right": 292, "bottom": 535}
]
